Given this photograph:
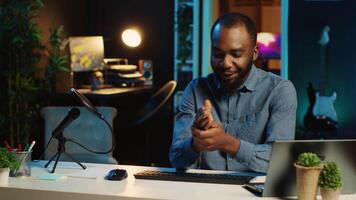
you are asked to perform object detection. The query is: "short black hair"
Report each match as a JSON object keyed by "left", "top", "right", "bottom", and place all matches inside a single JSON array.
[{"left": 210, "top": 12, "right": 257, "bottom": 45}]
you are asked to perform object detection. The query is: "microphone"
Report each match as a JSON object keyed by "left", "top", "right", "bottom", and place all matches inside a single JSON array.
[
  {"left": 69, "top": 88, "right": 104, "bottom": 119},
  {"left": 52, "top": 107, "right": 80, "bottom": 137}
]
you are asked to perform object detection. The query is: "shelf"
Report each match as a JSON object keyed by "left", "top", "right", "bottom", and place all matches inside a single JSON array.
[{"left": 174, "top": 0, "right": 200, "bottom": 110}]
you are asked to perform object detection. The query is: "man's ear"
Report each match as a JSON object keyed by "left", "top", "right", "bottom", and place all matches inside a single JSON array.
[{"left": 252, "top": 45, "right": 259, "bottom": 61}]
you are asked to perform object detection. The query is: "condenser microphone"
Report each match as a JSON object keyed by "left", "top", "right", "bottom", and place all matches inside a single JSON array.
[{"left": 52, "top": 107, "right": 80, "bottom": 137}]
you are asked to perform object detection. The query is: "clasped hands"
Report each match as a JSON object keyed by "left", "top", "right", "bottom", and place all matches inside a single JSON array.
[{"left": 191, "top": 100, "right": 240, "bottom": 155}]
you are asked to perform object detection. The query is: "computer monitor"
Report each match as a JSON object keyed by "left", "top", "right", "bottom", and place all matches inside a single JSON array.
[{"left": 255, "top": 140, "right": 356, "bottom": 197}]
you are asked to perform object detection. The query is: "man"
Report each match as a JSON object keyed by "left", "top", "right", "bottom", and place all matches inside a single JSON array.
[{"left": 169, "top": 13, "right": 297, "bottom": 173}]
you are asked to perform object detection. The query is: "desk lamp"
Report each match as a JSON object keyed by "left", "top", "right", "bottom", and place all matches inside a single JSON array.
[{"left": 106, "top": 28, "right": 149, "bottom": 86}]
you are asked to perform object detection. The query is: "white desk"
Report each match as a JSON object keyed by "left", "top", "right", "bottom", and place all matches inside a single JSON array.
[{"left": 1, "top": 161, "right": 355, "bottom": 200}]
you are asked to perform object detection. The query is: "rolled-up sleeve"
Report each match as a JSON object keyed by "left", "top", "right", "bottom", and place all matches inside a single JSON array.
[{"left": 235, "top": 80, "right": 297, "bottom": 173}]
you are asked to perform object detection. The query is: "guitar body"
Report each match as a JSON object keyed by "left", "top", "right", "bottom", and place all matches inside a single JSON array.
[
  {"left": 313, "top": 91, "right": 337, "bottom": 122},
  {"left": 304, "top": 83, "right": 338, "bottom": 139}
]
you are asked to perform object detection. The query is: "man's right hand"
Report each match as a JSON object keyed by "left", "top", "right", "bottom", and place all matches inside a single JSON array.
[{"left": 193, "top": 100, "right": 213, "bottom": 130}]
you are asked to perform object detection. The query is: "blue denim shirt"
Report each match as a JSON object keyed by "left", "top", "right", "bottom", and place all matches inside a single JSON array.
[{"left": 169, "top": 66, "right": 297, "bottom": 173}]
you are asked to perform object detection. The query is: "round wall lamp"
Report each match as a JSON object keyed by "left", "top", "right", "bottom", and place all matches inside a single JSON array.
[{"left": 121, "top": 28, "right": 142, "bottom": 48}]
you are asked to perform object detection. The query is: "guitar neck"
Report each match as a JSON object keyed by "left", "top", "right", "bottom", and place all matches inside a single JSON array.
[{"left": 319, "top": 45, "right": 326, "bottom": 95}]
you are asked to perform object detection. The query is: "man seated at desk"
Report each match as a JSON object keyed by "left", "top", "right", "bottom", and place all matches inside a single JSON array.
[{"left": 169, "top": 13, "right": 297, "bottom": 173}]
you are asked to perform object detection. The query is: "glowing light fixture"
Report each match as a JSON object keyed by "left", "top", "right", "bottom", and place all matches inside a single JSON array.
[
  {"left": 257, "top": 32, "right": 276, "bottom": 46},
  {"left": 121, "top": 29, "right": 141, "bottom": 48},
  {"left": 257, "top": 32, "right": 281, "bottom": 59}
]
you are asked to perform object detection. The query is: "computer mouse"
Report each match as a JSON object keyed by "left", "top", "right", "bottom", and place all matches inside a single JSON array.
[{"left": 106, "top": 169, "right": 128, "bottom": 181}]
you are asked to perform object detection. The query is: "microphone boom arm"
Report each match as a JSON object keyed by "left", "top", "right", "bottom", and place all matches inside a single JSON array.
[{"left": 69, "top": 88, "right": 116, "bottom": 154}]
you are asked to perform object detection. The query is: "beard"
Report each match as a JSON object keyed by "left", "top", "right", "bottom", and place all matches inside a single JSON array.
[{"left": 217, "top": 59, "right": 253, "bottom": 91}]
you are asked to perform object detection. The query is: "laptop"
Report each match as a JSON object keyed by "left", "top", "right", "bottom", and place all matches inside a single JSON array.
[{"left": 245, "top": 139, "right": 356, "bottom": 197}]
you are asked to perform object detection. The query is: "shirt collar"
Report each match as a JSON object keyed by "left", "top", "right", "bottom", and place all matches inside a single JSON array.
[
  {"left": 242, "top": 64, "right": 259, "bottom": 92},
  {"left": 212, "top": 64, "right": 259, "bottom": 94}
]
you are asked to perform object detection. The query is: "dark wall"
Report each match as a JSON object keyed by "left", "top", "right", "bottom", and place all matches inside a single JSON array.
[
  {"left": 289, "top": 0, "right": 356, "bottom": 138},
  {"left": 85, "top": 0, "right": 174, "bottom": 87},
  {"left": 38, "top": 0, "right": 174, "bottom": 87},
  {"left": 37, "top": 0, "right": 87, "bottom": 37}
]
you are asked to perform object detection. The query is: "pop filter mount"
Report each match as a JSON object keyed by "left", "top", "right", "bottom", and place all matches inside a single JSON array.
[{"left": 69, "top": 88, "right": 116, "bottom": 155}]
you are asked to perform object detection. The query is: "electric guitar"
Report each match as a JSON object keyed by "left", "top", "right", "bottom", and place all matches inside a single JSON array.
[{"left": 304, "top": 26, "right": 338, "bottom": 139}]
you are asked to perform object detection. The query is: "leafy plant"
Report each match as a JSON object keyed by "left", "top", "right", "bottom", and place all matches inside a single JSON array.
[
  {"left": 43, "top": 25, "right": 69, "bottom": 93},
  {"left": 296, "top": 152, "right": 322, "bottom": 167},
  {"left": 176, "top": 2, "right": 193, "bottom": 64},
  {"left": 0, "top": 148, "right": 20, "bottom": 170},
  {"left": 0, "top": 0, "right": 44, "bottom": 146},
  {"left": 319, "top": 161, "right": 342, "bottom": 189}
]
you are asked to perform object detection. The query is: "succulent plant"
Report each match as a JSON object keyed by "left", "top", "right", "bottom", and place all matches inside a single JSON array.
[
  {"left": 296, "top": 152, "right": 322, "bottom": 167},
  {"left": 319, "top": 161, "right": 342, "bottom": 189}
]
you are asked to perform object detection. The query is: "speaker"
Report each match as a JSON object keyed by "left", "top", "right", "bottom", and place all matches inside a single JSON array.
[{"left": 138, "top": 60, "right": 153, "bottom": 80}]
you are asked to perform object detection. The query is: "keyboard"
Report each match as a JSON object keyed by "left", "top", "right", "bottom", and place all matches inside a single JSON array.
[{"left": 134, "top": 170, "right": 254, "bottom": 185}]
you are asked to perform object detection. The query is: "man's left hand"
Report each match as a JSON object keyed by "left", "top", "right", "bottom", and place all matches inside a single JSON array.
[{"left": 191, "top": 121, "right": 240, "bottom": 156}]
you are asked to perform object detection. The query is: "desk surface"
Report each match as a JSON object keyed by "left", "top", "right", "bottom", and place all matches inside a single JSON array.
[
  {"left": 77, "top": 85, "right": 153, "bottom": 96},
  {"left": 1, "top": 161, "right": 355, "bottom": 200}
]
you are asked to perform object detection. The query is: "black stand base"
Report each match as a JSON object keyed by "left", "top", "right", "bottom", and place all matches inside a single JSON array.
[{"left": 45, "top": 135, "right": 86, "bottom": 173}]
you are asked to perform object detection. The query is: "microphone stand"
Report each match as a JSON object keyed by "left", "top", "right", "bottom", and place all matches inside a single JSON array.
[
  {"left": 45, "top": 116, "right": 86, "bottom": 174},
  {"left": 44, "top": 88, "right": 116, "bottom": 174}
]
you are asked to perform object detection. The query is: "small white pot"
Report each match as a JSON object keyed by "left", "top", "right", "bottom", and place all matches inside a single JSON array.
[
  {"left": 0, "top": 167, "right": 10, "bottom": 186},
  {"left": 321, "top": 187, "right": 341, "bottom": 200}
]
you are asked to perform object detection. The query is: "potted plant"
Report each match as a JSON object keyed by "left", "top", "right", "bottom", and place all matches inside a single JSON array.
[
  {"left": 294, "top": 152, "right": 323, "bottom": 200},
  {"left": 43, "top": 25, "right": 69, "bottom": 94},
  {"left": 0, "top": 148, "right": 20, "bottom": 186},
  {"left": 176, "top": 2, "right": 193, "bottom": 65},
  {"left": 319, "top": 161, "right": 342, "bottom": 200}
]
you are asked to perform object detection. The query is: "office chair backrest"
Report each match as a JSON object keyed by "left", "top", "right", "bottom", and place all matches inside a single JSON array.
[
  {"left": 134, "top": 80, "right": 177, "bottom": 125},
  {"left": 41, "top": 106, "right": 117, "bottom": 164}
]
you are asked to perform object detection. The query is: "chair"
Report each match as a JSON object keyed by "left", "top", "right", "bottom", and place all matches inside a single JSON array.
[
  {"left": 133, "top": 80, "right": 177, "bottom": 165},
  {"left": 41, "top": 106, "right": 117, "bottom": 164}
]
